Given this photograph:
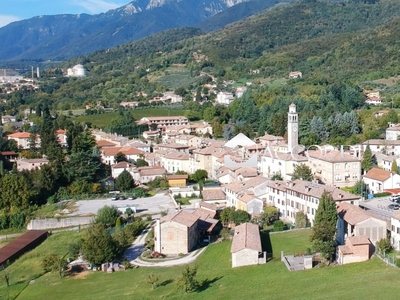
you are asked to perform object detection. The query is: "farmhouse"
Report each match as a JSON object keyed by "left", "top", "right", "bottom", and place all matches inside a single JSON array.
[{"left": 231, "top": 222, "right": 263, "bottom": 268}]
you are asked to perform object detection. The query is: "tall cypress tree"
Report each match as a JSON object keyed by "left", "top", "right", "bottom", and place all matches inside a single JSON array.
[
  {"left": 361, "top": 144, "right": 374, "bottom": 173},
  {"left": 309, "top": 191, "right": 338, "bottom": 262}
]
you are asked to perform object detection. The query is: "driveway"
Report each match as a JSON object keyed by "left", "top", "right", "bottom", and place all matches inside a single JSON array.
[{"left": 70, "top": 193, "right": 176, "bottom": 216}]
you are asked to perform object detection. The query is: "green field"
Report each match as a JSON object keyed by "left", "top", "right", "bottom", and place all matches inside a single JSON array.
[
  {"left": 71, "top": 108, "right": 200, "bottom": 128},
  {"left": 3, "top": 229, "right": 400, "bottom": 300}
]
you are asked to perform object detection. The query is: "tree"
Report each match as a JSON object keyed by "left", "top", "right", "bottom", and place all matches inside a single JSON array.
[
  {"left": 115, "top": 152, "right": 127, "bottom": 163},
  {"left": 95, "top": 206, "right": 121, "bottom": 227},
  {"left": 176, "top": 265, "right": 199, "bottom": 293},
  {"left": 292, "top": 163, "right": 313, "bottom": 181},
  {"left": 270, "top": 172, "right": 283, "bottom": 181},
  {"left": 81, "top": 224, "right": 118, "bottom": 265},
  {"left": 392, "top": 160, "right": 399, "bottom": 175},
  {"left": 309, "top": 191, "right": 337, "bottom": 262},
  {"left": 147, "top": 272, "right": 159, "bottom": 290},
  {"left": 219, "top": 206, "right": 235, "bottom": 226},
  {"left": 295, "top": 211, "right": 307, "bottom": 228},
  {"left": 115, "top": 170, "right": 134, "bottom": 191},
  {"left": 136, "top": 158, "right": 148, "bottom": 167},
  {"left": 0, "top": 173, "right": 31, "bottom": 210},
  {"left": 190, "top": 169, "right": 208, "bottom": 183},
  {"left": 232, "top": 210, "right": 250, "bottom": 225},
  {"left": 361, "top": 144, "right": 374, "bottom": 173},
  {"left": 42, "top": 253, "right": 68, "bottom": 277}
]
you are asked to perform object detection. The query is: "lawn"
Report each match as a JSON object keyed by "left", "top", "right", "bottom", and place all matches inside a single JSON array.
[
  {"left": 71, "top": 108, "right": 199, "bottom": 128},
  {"left": 6, "top": 228, "right": 400, "bottom": 300}
]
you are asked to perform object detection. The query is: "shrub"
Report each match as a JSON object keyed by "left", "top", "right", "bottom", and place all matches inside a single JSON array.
[
  {"left": 273, "top": 220, "right": 286, "bottom": 232},
  {"left": 42, "top": 253, "right": 67, "bottom": 274},
  {"left": 220, "top": 228, "right": 232, "bottom": 241},
  {"left": 68, "top": 239, "right": 83, "bottom": 258},
  {"left": 374, "top": 192, "right": 391, "bottom": 198},
  {"left": 151, "top": 251, "right": 166, "bottom": 258},
  {"left": 122, "top": 260, "right": 131, "bottom": 270},
  {"left": 377, "top": 238, "right": 394, "bottom": 253}
]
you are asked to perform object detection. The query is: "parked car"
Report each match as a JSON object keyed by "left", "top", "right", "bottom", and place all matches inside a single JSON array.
[
  {"left": 128, "top": 195, "right": 136, "bottom": 200},
  {"left": 388, "top": 203, "right": 400, "bottom": 210},
  {"left": 390, "top": 195, "right": 400, "bottom": 202},
  {"left": 111, "top": 195, "right": 119, "bottom": 201},
  {"left": 119, "top": 195, "right": 126, "bottom": 200}
]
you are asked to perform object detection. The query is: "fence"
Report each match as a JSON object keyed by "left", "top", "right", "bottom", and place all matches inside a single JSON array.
[{"left": 375, "top": 250, "right": 400, "bottom": 268}]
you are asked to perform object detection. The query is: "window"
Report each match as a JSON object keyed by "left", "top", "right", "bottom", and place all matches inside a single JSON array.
[
  {"left": 397, "top": 227, "right": 400, "bottom": 234},
  {"left": 353, "top": 163, "right": 358, "bottom": 169},
  {"left": 392, "top": 225, "right": 395, "bottom": 232},
  {"left": 352, "top": 173, "right": 358, "bottom": 179},
  {"left": 316, "top": 199, "right": 319, "bottom": 205},
  {"left": 335, "top": 174, "right": 341, "bottom": 181},
  {"left": 335, "top": 164, "right": 341, "bottom": 170},
  {"left": 312, "top": 208, "right": 315, "bottom": 215}
]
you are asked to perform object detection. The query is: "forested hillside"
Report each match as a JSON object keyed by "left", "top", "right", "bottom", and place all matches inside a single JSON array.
[{"left": 2, "top": 0, "right": 400, "bottom": 146}]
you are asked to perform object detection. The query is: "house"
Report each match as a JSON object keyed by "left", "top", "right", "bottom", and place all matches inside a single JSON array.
[
  {"left": 167, "top": 174, "right": 188, "bottom": 187},
  {"left": 202, "top": 187, "right": 226, "bottom": 205},
  {"left": 160, "top": 152, "right": 191, "bottom": 174},
  {"left": 307, "top": 149, "right": 361, "bottom": 188},
  {"left": 365, "top": 97, "right": 382, "bottom": 105},
  {"left": 216, "top": 91, "right": 235, "bottom": 106},
  {"left": 390, "top": 211, "right": 400, "bottom": 250},
  {"left": 337, "top": 236, "right": 371, "bottom": 265},
  {"left": 7, "top": 132, "right": 40, "bottom": 149},
  {"left": 96, "top": 140, "right": 117, "bottom": 148},
  {"left": 111, "top": 161, "right": 137, "bottom": 179},
  {"left": 17, "top": 158, "right": 49, "bottom": 171},
  {"left": 337, "top": 202, "right": 387, "bottom": 246},
  {"left": 137, "top": 166, "right": 167, "bottom": 184},
  {"left": 101, "top": 146, "right": 144, "bottom": 165},
  {"left": 363, "top": 168, "right": 400, "bottom": 194},
  {"left": 1, "top": 151, "right": 17, "bottom": 162},
  {"left": 237, "top": 191, "right": 264, "bottom": 215},
  {"left": 260, "top": 151, "right": 307, "bottom": 180},
  {"left": 120, "top": 101, "right": 139, "bottom": 108},
  {"left": 289, "top": 71, "right": 302, "bottom": 79},
  {"left": 137, "top": 116, "right": 189, "bottom": 129},
  {"left": 142, "top": 130, "right": 159, "bottom": 140},
  {"left": 56, "top": 129, "right": 67, "bottom": 147},
  {"left": 1, "top": 115, "right": 16, "bottom": 123},
  {"left": 363, "top": 139, "right": 400, "bottom": 156},
  {"left": 231, "top": 222, "right": 263, "bottom": 268},
  {"left": 386, "top": 123, "right": 400, "bottom": 141},
  {"left": 266, "top": 180, "right": 360, "bottom": 226}
]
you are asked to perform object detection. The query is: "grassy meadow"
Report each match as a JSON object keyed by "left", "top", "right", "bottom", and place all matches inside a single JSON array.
[{"left": 2, "top": 229, "right": 400, "bottom": 299}]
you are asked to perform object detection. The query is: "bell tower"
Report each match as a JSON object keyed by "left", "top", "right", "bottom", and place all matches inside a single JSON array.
[{"left": 287, "top": 103, "right": 298, "bottom": 152}]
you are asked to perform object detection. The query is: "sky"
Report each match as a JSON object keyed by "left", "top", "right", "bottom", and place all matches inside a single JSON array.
[{"left": 0, "top": 0, "right": 130, "bottom": 28}]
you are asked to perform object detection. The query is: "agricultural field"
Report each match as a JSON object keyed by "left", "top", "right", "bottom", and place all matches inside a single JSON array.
[{"left": 3, "top": 229, "right": 400, "bottom": 300}]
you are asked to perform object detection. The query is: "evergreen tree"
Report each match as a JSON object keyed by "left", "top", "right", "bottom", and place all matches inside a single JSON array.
[
  {"left": 361, "top": 144, "right": 374, "bottom": 173},
  {"left": 309, "top": 191, "right": 337, "bottom": 262},
  {"left": 392, "top": 160, "right": 399, "bottom": 175},
  {"left": 115, "top": 170, "right": 134, "bottom": 191},
  {"left": 115, "top": 152, "right": 128, "bottom": 163},
  {"left": 292, "top": 163, "right": 313, "bottom": 181}
]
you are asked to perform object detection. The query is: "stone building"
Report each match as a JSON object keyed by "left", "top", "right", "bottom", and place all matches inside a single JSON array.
[{"left": 231, "top": 222, "right": 263, "bottom": 268}]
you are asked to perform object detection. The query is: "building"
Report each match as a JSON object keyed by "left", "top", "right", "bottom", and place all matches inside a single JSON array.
[
  {"left": 137, "top": 116, "right": 189, "bottom": 128},
  {"left": 111, "top": 161, "right": 136, "bottom": 179},
  {"left": 386, "top": 123, "right": 400, "bottom": 140},
  {"left": 363, "top": 139, "right": 400, "bottom": 156},
  {"left": 363, "top": 168, "right": 400, "bottom": 194},
  {"left": 267, "top": 180, "right": 360, "bottom": 226},
  {"left": 260, "top": 151, "right": 307, "bottom": 180},
  {"left": 101, "top": 146, "right": 144, "bottom": 165},
  {"left": 336, "top": 202, "right": 387, "bottom": 246},
  {"left": 337, "top": 236, "right": 371, "bottom": 265},
  {"left": 390, "top": 211, "right": 400, "bottom": 250},
  {"left": 289, "top": 71, "right": 302, "bottom": 79},
  {"left": 56, "top": 129, "right": 67, "bottom": 147},
  {"left": 307, "top": 149, "right": 361, "bottom": 188},
  {"left": 137, "top": 166, "right": 167, "bottom": 184},
  {"left": 216, "top": 91, "right": 235, "bottom": 106},
  {"left": 1, "top": 115, "right": 16, "bottom": 123},
  {"left": 8, "top": 132, "right": 40, "bottom": 149},
  {"left": 167, "top": 174, "right": 188, "bottom": 187},
  {"left": 287, "top": 103, "right": 299, "bottom": 152},
  {"left": 237, "top": 191, "right": 264, "bottom": 215},
  {"left": 231, "top": 222, "right": 263, "bottom": 268},
  {"left": 17, "top": 158, "right": 49, "bottom": 171},
  {"left": 67, "top": 64, "right": 86, "bottom": 77},
  {"left": 202, "top": 187, "right": 226, "bottom": 205},
  {"left": 161, "top": 152, "right": 191, "bottom": 174}
]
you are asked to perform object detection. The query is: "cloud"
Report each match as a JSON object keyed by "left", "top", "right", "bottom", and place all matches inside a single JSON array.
[
  {"left": 70, "top": 0, "right": 125, "bottom": 14},
  {"left": 0, "top": 15, "right": 21, "bottom": 28}
]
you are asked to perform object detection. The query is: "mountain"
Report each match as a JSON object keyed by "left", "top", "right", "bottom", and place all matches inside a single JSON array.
[{"left": 0, "top": 0, "right": 282, "bottom": 62}]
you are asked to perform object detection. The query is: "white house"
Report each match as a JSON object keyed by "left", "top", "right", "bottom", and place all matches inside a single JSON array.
[
  {"left": 391, "top": 211, "right": 400, "bottom": 250},
  {"left": 111, "top": 161, "right": 137, "bottom": 179},
  {"left": 216, "top": 91, "right": 235, "bottom": 106},
  {"left": 363, "top": 168, "right": 400, "bottom": 194}
]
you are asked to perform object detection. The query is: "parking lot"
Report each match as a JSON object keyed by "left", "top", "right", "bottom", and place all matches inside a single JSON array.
[
  {"left": 70, "top": 192, "right": 176, "bottom": 217},
  {"left": 359, "top": 195, "right": 399, "bottom": 220}
]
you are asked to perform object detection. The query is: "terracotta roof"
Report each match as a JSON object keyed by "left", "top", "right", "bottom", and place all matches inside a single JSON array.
[
  {"left": 8, "top": 132, "right": 33, "bottom": 138},
  {"left": 224, "top": 176, "right": 268, "bottom": 194},
  {"left": 235, "top": 167, "right": 258, "bottom": 178},
  {"left": 202, "top": 188, "right": 226, "bottom": 201},
  {"left": 338, "top": 245, "right": 353, "bottom": 255},
  {"left": 96, "top": 140, "right": 117, "bottom": 147},
  {"left": 337, "top": 202, "right": 374, "bottom": 225},
  {"left": 164, "top": 152, "right": 189, "bottom": 160},
  {"left": 161, "top": 210, "right": 199, "bottom": 227},
  {"left": 364, "top": 168, "right": 393, "bottom": 182},
  {"left": 238, "top": 192, "right": 258, "bottom": 204},
  {"left": 230, "top": 222, "right": 262, "bottom": 253},
  {"left": 307, "top": 150, "right": 359, "bottom": 162},
  {"left": 348, "top": 235, "right": 370, "bottom": 246},
  {"left": 111, "top": 161, "right": 135, "bottom": 169},
  {"left": 56, "top": 129, "right": 66, "bottom": 134},
  {"left": 267, "top": 180, "right": 287, "bottom": 192},
  {"left": 199, "top": 201, "right": 218, "bottom": 211},
  {"left": 158, "top": 143, "right": 189, "bottom": 149},
  {"left": 363, "top": 139, "right": 400, "bottom": 145},
  {"left": 102, "top": 146, "right": 143, "bottom": 156},
  {"left": 1, "top": 151, "right": 17, "bottom": 156},
  {"left": 143, "top": 116, "right": 188, "bottom": 121},
  {"left": 192, "top": 208, "right": 216, "bottom": 219},
  {"left": 138, "top": 166, "right": 166, "bottom": 176}
]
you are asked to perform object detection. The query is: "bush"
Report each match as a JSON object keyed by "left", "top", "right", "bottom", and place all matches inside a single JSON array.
[
  {"left": 42, "top": 253, "right": 67, "bottom": 273},
  {"left": 220, "top": 228, "right": 232, "bottom": 241},
  {"left": 377, "top": 238, "right": 394, "bottom": 253},
  {"left": 273, "top": 220, "right": 286, "bottom": 232},
  {"left": 122, "top": 260, "right": 131, "bottom": 270},
  {"left": 374, "top": 192, "right": 391, "bottom": 198},
  {"left": 151, "top": 251, "right": 166, "bottom": 258},
  {"left": 68, "top": 239, "right": 83, "bottom": 258}
]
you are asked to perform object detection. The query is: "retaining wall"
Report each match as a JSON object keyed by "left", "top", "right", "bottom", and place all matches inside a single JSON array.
[{"left": 27, "top": 217, "right": 94, "bottom": 230}]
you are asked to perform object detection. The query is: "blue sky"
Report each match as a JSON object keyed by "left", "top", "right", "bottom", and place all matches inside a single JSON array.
[{"left": 0, "top": 0, "right": 129, "bottom": 28}]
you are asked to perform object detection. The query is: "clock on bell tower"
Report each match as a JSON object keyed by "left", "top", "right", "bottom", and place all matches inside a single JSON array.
[{"left": 287, "top": 103, "right": 298, "bottom": 152}]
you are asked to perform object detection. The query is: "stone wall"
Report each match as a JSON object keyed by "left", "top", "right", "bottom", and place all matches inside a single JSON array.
[
  {"left": 27, "top": 217, "right": 94, "bottom": 230},
  {"left": 232, "top": 248, "right": 259, "bottom": 268}
]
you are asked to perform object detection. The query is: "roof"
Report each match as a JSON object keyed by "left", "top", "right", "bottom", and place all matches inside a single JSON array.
[
  {"left": 167, "top": 174, "right": 188, "bottom": 180},
  {"left": 56, "top": 129, "right": 66, "bottom": 134},
  {"left": 192, "top": 208, "right": 216, "bottom": 219},
  {"left": 1, "top": 151, "right": 17, "bottom": 156},
  {"left": 230, "top": 222, "right": 262, "bottom": 253},
  {"left": 138, "top": 166, "right": 166, "bottom": 176},
  {"left": 338, "top": 245, "right": 353, "bottom": 255},
  {"left": 307, "top": 149, "right": 360, "bottom": 162},
  {"left": 224, "top": 176, "right": 268, "bottom": 194},
  {"left": 18, "top": 158, "right": 49, "bottom": 164},
  {"left": 199, "top": 201, "right": 218, "bottom": 211},
  {"left": 8, "top": 132, "right": 33, "bottom": 138},
  {"left": 102, "top": 146, "right": 144, "bottom": 156},
  {"left": 347, "top": 235, "right": 370, "bottom": 246},
  {"left": 0, "top": 230, "right": 48, "bottom": 265},
  {"left": 160, "top": 210, "right": 199, "bottom": 227},
  {"left": 111, "top": 161, "right": 135, "bottom": 169},
  {"left": 363, "top": 139, "right": 400, "bottom": 145},
  {"left": 337, "top": 202, "right": 377, "bottom": 225},
  {"left": 143, "top": 116, "right": 188, "bottom": 121},
  {"left": 202, "top": 188, "right": 226, "bottom": 201},
  {"left": 235, "top": 167, "right": 258, "bottom": 178},
  {"left": 96, "top": 140, "right": 117, "bottom": 147},
  {"left": 238, "top": 192, "right": 258, "bottom": 204},
  {"left": 364, "top": 168, "right": 394, "bottom": 182},
  {"left": 164, "top": 152, "right": 189, "bottom": 160},
  {"left": 225, "top": 133, "right": 256, "bottom": 148}
]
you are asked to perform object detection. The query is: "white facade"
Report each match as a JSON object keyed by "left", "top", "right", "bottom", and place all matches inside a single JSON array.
[
  {"left": 67, "top": 64, "right": 86, "bottom": 77},
  {"left": 391, "top": 213, "right": 400, "bottom": 250},
  {"left": 216, "top": 92, "right": 235, "bottom": 106}
]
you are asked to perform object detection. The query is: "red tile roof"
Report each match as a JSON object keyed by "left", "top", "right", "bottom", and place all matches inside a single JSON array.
[
  {"left": 230, "top": 222, "right": 262, "bottom": 253},
  {"left": 364, "top": 168, "right": 393, "bottom": 182}
]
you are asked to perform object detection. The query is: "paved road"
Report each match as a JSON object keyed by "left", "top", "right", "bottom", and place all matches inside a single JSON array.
[
  {"left": 359, "top": 197, "right": 397, "bottom": 220},
  {"left": 71, "top": 193, "right": 176, "bottom": 216}
]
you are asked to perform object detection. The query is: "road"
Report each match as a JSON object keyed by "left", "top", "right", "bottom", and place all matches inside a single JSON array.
[
  {"left": 70, "top": 192, "right": 176, "bottom": 217},
  {"left": 359, "top": 196, "right": 397, "bottom": 220}
]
